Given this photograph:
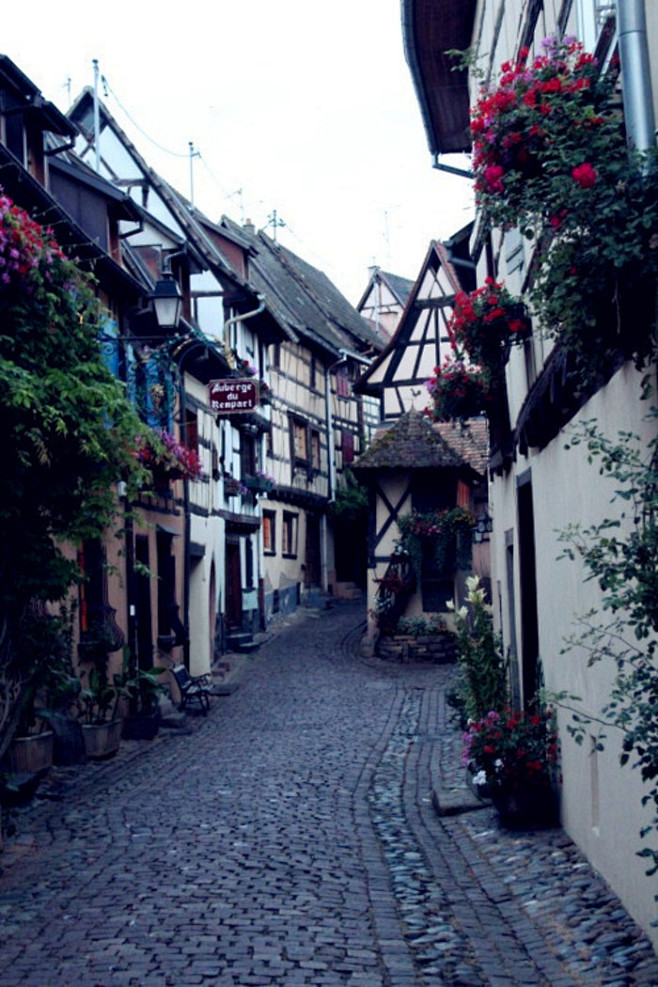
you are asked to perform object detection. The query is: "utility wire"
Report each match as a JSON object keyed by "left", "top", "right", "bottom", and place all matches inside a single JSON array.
[{"left": 101, "top": 75, "right": 189, "bottom": 159}]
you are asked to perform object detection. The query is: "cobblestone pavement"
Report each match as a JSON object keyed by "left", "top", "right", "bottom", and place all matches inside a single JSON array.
[{"left": 0, "top": 600, "right": 657, "bottom": 986}]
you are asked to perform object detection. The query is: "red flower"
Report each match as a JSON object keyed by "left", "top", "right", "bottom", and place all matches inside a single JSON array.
[
  {"left": 484, "top": 164, "right": 505, "bottom": 193},
  {"left": 572, "top": 162, "right": 597, "bottom": 188}
]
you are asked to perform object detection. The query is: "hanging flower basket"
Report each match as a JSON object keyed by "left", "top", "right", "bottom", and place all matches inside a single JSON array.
[
  {"left": 448, "top": 281, "right": 531, "bottom": 373},
  {"left": 471, "top": 37, "right": 620, "bottom": 229},
  {"left": 424, "top": 359, "right": 490, "bottom": 421}
]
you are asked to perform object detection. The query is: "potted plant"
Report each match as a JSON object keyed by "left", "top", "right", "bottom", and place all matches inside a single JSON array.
[
  {"left": 121, "top": 662, "right": 167, "bottom": 741},
  {"left": 1, "top": 603, "right": 67, "bottom": 776},
  {"left": 462, "top": 706, "right": 560, "bottom": 828},
  {"left": 76, "top": 652, "right": 124, "bottom": 759}
]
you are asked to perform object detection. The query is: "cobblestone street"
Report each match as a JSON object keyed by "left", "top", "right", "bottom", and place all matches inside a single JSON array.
[{"left": 0, "top": 600, "right": 657, "bottom": 986}]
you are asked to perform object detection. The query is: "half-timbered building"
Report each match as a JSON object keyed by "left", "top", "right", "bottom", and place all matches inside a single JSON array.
[
  {"left": 356, "top": 267, "right": 414, "bottom": 344},
  {"left": 217, "top": 217, "right": 382, "bottom": 616},
  {"left": 353, "top": 411, "right": 488, "bottom": 649},
  {"left": 355, "top": 228, "right": 474, "bottom": 421}
]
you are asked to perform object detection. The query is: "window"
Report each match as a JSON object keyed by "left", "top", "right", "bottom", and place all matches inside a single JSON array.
[
  {"left": 341, "top": 429, "right": 354, "bottom": 465},
  {"left": 336, "top": 366, "right": 351, "bottom": 398},
  {"left": 290, "top": 417, "right": 321, "bottom": 471},
  {"left": 311, "top": 430, "right": 321, "bottom": 470},
  {"left": 78, "top": 539, "right": 106, "bottom": 634},
  {"left": 240, "top": 431, "right": 256, "bottom": 479},
  {"left": 263, "top": 510, "right": 276, "bottom": 554},
  {"left": 184, "top": 408, "right": 199, "bottom": 452},
  {"left": 282, "top": 511, "right": 298, "bottom": 557},
  {"left": 292, "top": 418, "right": 308, "bottom": 462}
]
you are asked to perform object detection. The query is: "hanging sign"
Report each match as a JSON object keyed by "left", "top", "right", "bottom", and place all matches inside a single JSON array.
[{"left": 209, "top": 378, "right": 259, "bottom": 414}]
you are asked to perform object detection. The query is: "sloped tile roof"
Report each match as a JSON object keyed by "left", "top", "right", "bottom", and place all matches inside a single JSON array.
[
  {"left": 381, "top": 271, "right": 415, "bottom": 305},
  {"left": 435, "top": 417, "right": 489, "bottom": 476},
  {"left": 353, "top": 409, "right": 485, "bottom": 477},
  {"left": 220, "top": 216, "right": 382, "bottom": 358}
]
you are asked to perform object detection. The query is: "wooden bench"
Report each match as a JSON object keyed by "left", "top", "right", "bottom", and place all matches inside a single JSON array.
[{"left": 171, "top": 665, "right": 211, "bottom": 715}]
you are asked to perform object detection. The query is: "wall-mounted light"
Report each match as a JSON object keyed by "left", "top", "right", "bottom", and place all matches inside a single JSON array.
[{"left": 152, "top": 271, "right": 183, "bottom": 330}]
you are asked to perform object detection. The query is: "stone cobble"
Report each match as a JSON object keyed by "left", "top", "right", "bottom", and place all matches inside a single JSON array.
[{"left": 0, "top": 600, "right": 656, "bottom": 986}]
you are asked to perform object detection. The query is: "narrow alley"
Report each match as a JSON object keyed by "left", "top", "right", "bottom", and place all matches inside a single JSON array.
[{"left": 0, "top": 601, "right": 656, "bottom": 986}]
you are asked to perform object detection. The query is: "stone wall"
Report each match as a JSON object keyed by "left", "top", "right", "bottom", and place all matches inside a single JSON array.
[{"left": 376, "top": 631, "right": 457, "bottom": 664}]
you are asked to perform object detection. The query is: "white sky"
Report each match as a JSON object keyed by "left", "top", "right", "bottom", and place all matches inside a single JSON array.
[{"left": 7, "top": 0, "right": 473, "bottom": 305}]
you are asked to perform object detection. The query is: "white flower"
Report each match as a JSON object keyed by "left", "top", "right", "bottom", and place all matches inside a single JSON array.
[
  {"left": 465, "top": 574, "right": 481, "bottom": 593},
  {"left": 473, "top": 770, "right": 488, "bottom": 787}
]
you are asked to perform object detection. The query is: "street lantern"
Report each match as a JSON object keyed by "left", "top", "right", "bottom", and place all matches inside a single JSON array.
[{"left": 152, "top": 271, "right": 183, "bottom": 330}]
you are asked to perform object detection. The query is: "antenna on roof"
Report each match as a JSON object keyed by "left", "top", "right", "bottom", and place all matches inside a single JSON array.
[
  {"left": 92, "top": 59, "right": 101, "bottom": 174},
  {"left": 227, "top": 188, "right": 245, "bottom": 225},
  {"left": 263, "top": 209, "right": 286, "bottom": 243},
  {"left": 189, "top": 141, "right": 201, "bottom": 211}
]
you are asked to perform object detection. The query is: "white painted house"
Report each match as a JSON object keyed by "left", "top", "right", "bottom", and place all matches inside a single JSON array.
[{"left": 402, "top": 0, "right": 658, "bottom": 945}]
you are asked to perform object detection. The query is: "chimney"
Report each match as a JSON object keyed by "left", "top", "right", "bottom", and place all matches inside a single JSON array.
[{"left": 243, "top": 217, "right": 255, "bottom": 235}]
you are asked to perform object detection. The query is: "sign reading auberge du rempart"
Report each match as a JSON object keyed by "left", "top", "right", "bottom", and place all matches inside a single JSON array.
[{"left": 209, "top": 379, "right": 259, "bottom": 414}]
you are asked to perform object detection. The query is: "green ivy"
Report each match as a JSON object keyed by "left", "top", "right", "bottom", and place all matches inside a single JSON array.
[{"left": 0, "top": 195, "right": 153, "bottom": 761}]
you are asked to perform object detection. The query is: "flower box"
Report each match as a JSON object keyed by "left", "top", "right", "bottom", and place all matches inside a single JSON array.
[
  {"left": 224, "top": 477, "right": 243, "bottom": 497},
  {"left": 243, "top": 474, "right": 273, "bottom": 494}
]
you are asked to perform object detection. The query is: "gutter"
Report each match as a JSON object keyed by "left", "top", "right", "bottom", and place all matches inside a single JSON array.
[{"left": 616, "top": 0, "right": 656, "bottom": 154}]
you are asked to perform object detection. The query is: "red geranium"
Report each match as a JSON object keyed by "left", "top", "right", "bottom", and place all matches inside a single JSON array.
[
  {"left": 470, "top": 36, "right": 619, "bottom": 227},
  {"left": 572, "top": 162, "right": 597, "bottom": 188}
]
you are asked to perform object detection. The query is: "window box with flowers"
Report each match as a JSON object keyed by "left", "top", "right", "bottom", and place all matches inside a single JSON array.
[
  {"left": 224, "top": 476, "right": 246, "bottom": 498},
  {"left": 397, "top": 507, "right": 475, "bottom": 586},
  {"left": 243, "top": 470, "right": 275, "bottom": 494},
  {"left": 462, "top": 707, "right": 560, "bottom": 829}
]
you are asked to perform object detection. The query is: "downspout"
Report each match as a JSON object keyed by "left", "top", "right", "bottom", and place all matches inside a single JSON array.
[
  {"left": 223, "top": 295, "right": 266, "bottom": 352},
  {"left": 616, "top": 0, "right": 656, "bottom": 155}
]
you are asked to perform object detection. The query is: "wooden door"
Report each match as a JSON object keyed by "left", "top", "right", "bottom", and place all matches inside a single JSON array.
[
  {"left": 305, "top": 513, "right": 320, "bottom": 587},
  {"left": 225, "top": 539, "right": 242, "bottom": 629}
]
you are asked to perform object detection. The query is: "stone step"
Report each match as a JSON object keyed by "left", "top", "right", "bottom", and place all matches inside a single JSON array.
[{"left": 226, "top": 632, "right": 260, "bottom": 654}]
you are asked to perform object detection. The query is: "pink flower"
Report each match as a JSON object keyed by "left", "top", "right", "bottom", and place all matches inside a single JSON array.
[{"left": 572, "top": 162, "right": 597, "bottom": 188}]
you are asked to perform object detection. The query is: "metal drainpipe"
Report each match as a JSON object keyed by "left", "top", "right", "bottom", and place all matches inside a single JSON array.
[
  {"left": 616, "top": 0, "right": 656, "bottom": 155},
  {"left": 223, "top": 295, "right": 266, "bottom": 353}
]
